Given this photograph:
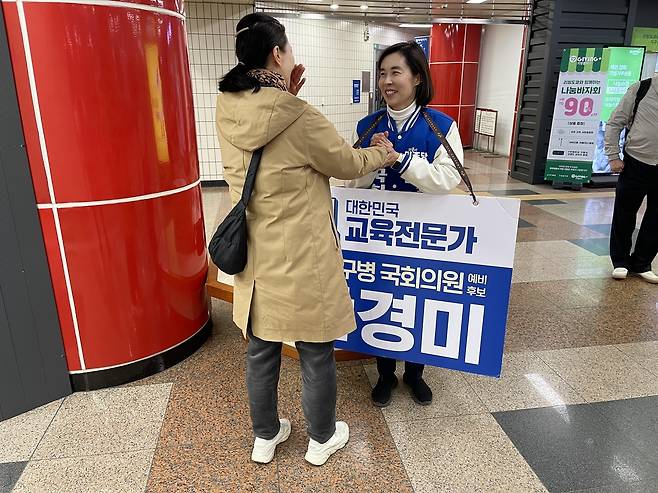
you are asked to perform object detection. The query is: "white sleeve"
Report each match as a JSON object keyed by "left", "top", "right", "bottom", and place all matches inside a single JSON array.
[
  {"left": 335, "top": 128, "right": 377, "bottom": 188},
  {"left": 397, "top": 122, "right": 463, "bottom": 194}
]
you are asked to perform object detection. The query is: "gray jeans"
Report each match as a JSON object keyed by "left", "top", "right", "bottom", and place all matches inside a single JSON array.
[{"left": 246, "top": 326, "right": 337, "bottom": 443}]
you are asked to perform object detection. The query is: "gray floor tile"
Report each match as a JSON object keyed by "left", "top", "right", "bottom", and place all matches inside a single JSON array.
[
  {"left": 526, "top": 199, "right": 568, "bottom": 205},
  {"left": 569, "top": 238, "right": 610, "bottom": 256},
  {"left": 494, "top": 404, "right": 658, "bottom": 492},
  {"left": 570, "top": 477, "right": 658, "bottom": 492},
  {"left": 538, "top": 346, "right": 658, "bottom": 403},
  {"left": 584, "top": 224, "right": 640, "bottom": 243},
  {"left": 32, "top": 384, "right": 171, "bottom": 460},
  {"left": 518, "top": 218, "right": 536, "bottom": 228},
  {"left": 464, "top": 352, "right": 586, "bottom": 412},
  {"left": 0, "top": 462, "right": 27, "bottom": 493},
  {"left": 388, "top": 414, "right": 546, "bottom": 492},
  {"left": 490, "top": 189, "right": 540, "bottom": 196},
  {"left": 0, "top": 400, "right": 62, "bottom": 462},
  {"left": 13, "top": 451, "right": 152, "bottom": 493},
  {"left": 585, "top": 224, "right": 612, "bottom": 235},
  {"left": 588, "top": 396, "right": 658, "bottom": 460}
]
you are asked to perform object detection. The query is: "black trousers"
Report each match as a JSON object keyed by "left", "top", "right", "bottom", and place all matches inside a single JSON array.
[
  {"left": 376, "top": 357, "right": 424, "bottom": 382},
  {"left": 610, "top": 153, "right": 658, "bottom": 273}
]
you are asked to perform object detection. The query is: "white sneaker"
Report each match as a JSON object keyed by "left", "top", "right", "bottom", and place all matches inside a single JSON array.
[
  {"left": 637, "top": 271, "right": 658, "bottom": 284},
  {"left": 304, "top": 421, "right": 349, "bottom": 466},
  {"left": 612, "top": 267, "right": 628, "bottom": 280},
  {"left": 251, "top": 418, "right": 291, "bottom": 464}
]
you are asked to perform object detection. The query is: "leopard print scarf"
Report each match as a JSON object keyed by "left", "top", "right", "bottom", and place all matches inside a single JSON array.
[{"left": 246, "top": 68, "right": 288, "bottom": 92}]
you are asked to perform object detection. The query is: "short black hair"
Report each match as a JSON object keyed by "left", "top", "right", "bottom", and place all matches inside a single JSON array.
[{"left": 377, "top": 42, "right": 434, "bottom": 106}]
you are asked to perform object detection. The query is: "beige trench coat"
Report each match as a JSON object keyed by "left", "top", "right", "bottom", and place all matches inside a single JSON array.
[{"left": 216, "top": 88, "right": 386, "bottom": 343}]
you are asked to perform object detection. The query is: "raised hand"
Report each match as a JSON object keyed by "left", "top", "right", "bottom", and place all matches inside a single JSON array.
[
  {"left": 289, "top": 64, "right": 306, "bottom": 96},
  {"left": 370, "top": 131, "right": 391, "bottom": 148}
]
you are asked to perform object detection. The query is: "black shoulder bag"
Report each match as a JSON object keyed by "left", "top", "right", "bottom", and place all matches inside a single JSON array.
[{"left": 208, "top": 147, "right": 263, "bottom": 275}]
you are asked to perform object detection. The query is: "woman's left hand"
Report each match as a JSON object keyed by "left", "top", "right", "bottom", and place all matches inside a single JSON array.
[{"left": 289, "top": 64, "right": 306, "bottom": 96}]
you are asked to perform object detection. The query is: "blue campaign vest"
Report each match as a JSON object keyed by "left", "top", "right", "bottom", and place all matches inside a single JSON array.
[{"left": 356, "top": 106, "right": 455, "bottom": 193}]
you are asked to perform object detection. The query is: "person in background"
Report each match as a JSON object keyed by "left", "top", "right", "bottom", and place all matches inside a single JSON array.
[
  {"left": 345, "top": 42, "right": 463, "bottom": 407},
  {"left": 216, "top": 13, "right": 397, "bottom": 466},
  {"left": 605, "top": 74, "right": 658, "bottom": 284}
]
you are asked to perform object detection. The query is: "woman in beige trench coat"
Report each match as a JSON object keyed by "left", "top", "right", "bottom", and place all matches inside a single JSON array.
[{"left": 215, "top": 13, "right": 397, "bottom": 466}]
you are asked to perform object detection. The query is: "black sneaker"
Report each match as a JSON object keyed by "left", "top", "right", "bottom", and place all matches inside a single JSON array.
[
  {"left": 371, "top": 374, "right": 398, "bottom": 407},
  {"left": 403, "top": 375, "right": 433, "bottom": 405}
]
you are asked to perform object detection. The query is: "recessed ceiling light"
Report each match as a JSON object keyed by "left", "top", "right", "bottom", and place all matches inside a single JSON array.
[
  {"left": 466, "top": 0, "right": 488, "bottom": 3},
  {"left": 330, "top": 3, "right": 339, "bottom": 10},
  {"left": 400, "top": 23, "right": 433, "bottom": 28},
  {"left": 360, "top": 4, "right": 368, "bottom": 10}
]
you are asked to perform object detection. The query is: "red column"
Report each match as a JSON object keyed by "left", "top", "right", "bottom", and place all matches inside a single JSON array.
[
  {"left": 2, "top": 0, "right": 210, "bottom": 389},
  {"left": 428, "top": 24, "right": 482, "bottom": 148}
]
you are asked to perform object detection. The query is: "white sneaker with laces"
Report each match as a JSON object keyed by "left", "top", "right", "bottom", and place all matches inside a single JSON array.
[
  {"left": 251, "top": 418, "right": 291, "bottom": 464},
  {"left": 612, "top": 267, "right": 628, "bottom": 280},
  {"left": 637, "top": 271, "right": 658, "bottom": 284},
  {"left": 305, "top": 421, "right": 349, "bottom": 466}
]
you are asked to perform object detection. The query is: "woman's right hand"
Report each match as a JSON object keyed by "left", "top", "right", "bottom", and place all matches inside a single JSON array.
[{"left": 370, "top": 132, "right": 399, "bottom": 167}]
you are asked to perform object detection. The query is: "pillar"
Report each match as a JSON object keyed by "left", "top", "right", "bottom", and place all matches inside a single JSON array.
[
  {"left": 428, "top": 23, "right": 482, "bottom": 148},
  {"left": 1, "top": 0, "right": 210, "bottom": 390}
]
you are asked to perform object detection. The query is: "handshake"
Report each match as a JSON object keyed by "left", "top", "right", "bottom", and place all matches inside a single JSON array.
[{"left": 370, "top": 131, "right": 400, "bottom": 167}]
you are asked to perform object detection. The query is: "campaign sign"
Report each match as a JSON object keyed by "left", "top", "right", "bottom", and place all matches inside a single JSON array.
[{"left": 331, "top": 188, "right": 520, "bottom": 377}]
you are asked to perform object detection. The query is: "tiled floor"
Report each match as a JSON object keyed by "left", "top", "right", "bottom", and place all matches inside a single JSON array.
[{"left": 2, "top": 152, "right": 657, "bottom": 492}]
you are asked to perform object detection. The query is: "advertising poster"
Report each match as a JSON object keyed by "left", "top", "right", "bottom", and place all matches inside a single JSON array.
[
  {"left": 546, "top": 47, "right": 645, "bottom": 182},
  {"left": 632, "top": 27, "right": 658, "bottom": 53},
  {"left": 545, "top": 48, "right": 606, "bottom": 183},
  {"left": 594, "top": 47, "right": 646, "bottom": 173}
]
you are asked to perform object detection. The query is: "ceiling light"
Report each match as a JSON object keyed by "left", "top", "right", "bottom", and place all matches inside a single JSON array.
[
  {"left": 466, "top": 0, "right": 488, "bottom": 3},
  {"left": 301, "top": 13, "right": 326, "bottom": 19},
  {"left": 360, "top": 4, "right": 368, "bottom": 10},
  {"left": 330, "top": 3, "right": 339, "bottom": 9},
  {"left": 399, "top": 24, "right": 432, "bottom": 28}
]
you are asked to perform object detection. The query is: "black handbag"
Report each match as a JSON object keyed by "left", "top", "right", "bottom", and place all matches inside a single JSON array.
[{"left": 208, "top": 147, "right": 263, "bottom": 275}]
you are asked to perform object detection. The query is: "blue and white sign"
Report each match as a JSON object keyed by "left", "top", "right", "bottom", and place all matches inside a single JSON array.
[
  {"left": 331, "top": 188, "right": 520, "bottom": 377},
  {"left": 352, "top": 79, "right": 361, "bottom": 103},
  {"left": 414, "top": 36, "right": 430, "bottom": 59}
]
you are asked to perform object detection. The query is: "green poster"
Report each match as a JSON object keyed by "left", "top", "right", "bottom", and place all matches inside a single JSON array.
[
  {"left": 632, "top": 27, "right": 658, "bottom": 53},
  {"left": 600, "top": 47, "right": 646, "bottom": 122}
]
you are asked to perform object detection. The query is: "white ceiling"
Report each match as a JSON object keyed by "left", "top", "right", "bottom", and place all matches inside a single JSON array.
[{"left": 255, "top": 0, "right": 531, "bottom": 24}]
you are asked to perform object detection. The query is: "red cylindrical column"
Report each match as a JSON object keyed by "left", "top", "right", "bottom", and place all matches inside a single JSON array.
[
  {"left": 2, "top": 0, "right": 210, "bottom": 389},
  {"left": 428, "top": 23, "right": 482, "bottom": 147}
]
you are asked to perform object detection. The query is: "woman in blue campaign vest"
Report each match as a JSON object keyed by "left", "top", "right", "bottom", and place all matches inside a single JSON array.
[{"left": 347, "top": 41, "right": 463, "bottom": 407}]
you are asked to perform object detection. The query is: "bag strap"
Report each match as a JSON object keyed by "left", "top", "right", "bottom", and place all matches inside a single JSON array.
[
  {"left": 353, "top": 113, "right": 386, "bottom": 149},
  {"left": 240, "top": 147, "right": 264, "bottom": 206},
  {"left": 422, "top": 110, "right": 478, "bottom": 205},
  {"left": 629, "top": 78, "right": 652, "bottom": 131}
]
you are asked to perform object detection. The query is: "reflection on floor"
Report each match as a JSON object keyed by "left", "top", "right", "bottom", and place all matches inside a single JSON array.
[{"left": 1, "top": 151, "right": 656, "bottom": 493}]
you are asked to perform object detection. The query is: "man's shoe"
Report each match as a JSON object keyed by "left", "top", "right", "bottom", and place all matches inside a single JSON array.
[
  {"left": 371, "top": 374, "right": 398, "bottom": 407},
  {"left": 612, "top": 267, "right": 628, "bottom": 280},
  {"left": 251, "top": 418, "right": 291, "bottom": 464},
  {"left": 403, "top": 375, "right": 433, "bottom": 405},
  {"left": 305, "top": 421, "right": 349, "bottom": 466},
  {"left": 636, "top": 270, "right": 658, "bottom": 284}
]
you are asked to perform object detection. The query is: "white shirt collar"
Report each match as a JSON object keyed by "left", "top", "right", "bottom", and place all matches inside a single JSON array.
[{"left": 387, "top": 101, "right": 418, "bottom": 126}]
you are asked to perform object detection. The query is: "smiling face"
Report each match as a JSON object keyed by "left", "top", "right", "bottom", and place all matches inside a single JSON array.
[{"left": 378, "top": 51, "right": 421, "bottom": 110}]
